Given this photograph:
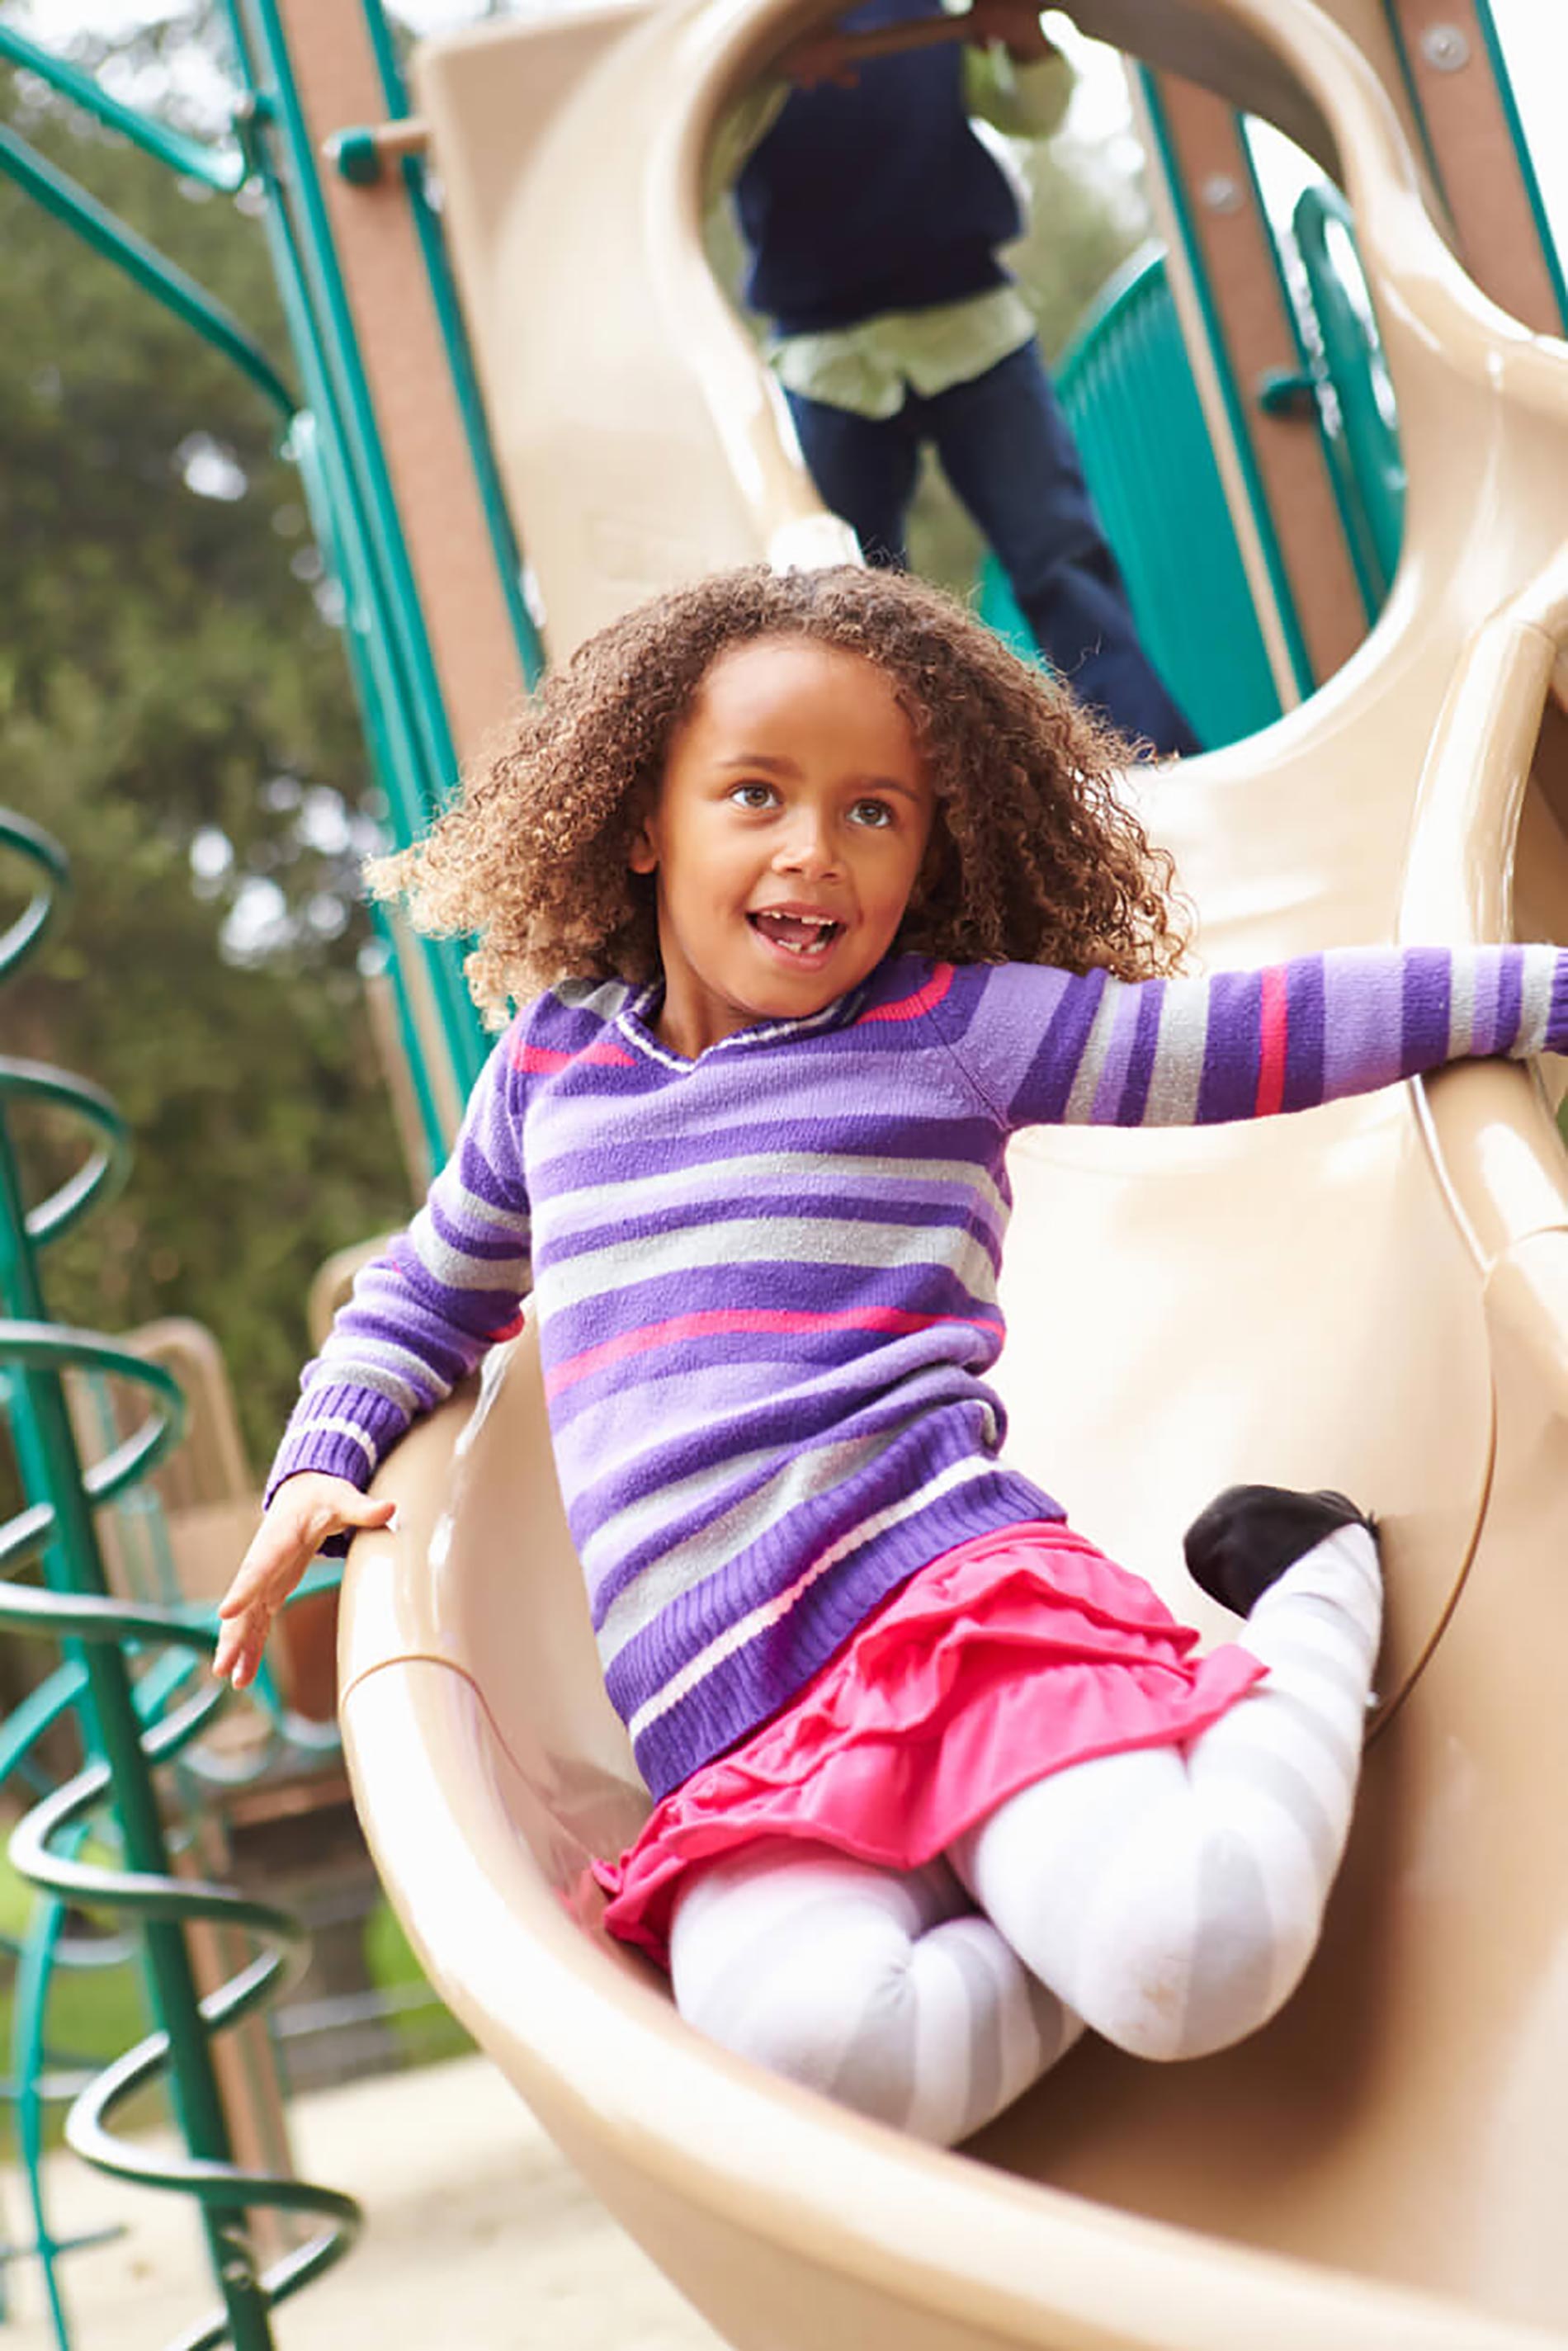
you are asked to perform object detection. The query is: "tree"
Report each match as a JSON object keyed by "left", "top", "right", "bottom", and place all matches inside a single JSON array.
[{"left": 0, "top": 7, "right": 418, "bottom": 1475}]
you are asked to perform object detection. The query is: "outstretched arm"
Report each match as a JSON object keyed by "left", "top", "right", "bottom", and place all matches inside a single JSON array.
[
  {"left": 214, "top": 1026, "right": 531, "bottom": 1687},
  {"left": 938, "top": 947, "right": 1568, "bottom": 1131},
  {"left": 266, "top": 1021, "right": 532, "bottom": 1504}
]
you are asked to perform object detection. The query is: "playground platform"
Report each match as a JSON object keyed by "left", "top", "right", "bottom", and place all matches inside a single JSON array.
[{"left": 2, "top": 2054, "right": 725, "bottom": 2349}]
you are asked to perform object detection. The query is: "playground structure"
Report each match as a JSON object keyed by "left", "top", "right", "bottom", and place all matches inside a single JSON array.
[
  {"left": 0, "top": 815, "right": 357, "bottom": 2350},
  {"left": 3, "top": 0, "right": 1568, "bottom": 2344}
]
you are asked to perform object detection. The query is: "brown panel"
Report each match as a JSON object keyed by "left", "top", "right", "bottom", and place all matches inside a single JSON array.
[
  {"left": 272, "top": 1, "right": 529, "bottom": 765},
  {"left": 1389, "top": 0, "right": 1561, "bottom": 337},
  {"left": 1155, "top": 74, "right": 1367, "bottom": 688}
]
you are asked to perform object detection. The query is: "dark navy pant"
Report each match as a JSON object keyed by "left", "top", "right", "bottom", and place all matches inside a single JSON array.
[{"left": 785, "top": 340, "right": 1201, "bottom": 757}]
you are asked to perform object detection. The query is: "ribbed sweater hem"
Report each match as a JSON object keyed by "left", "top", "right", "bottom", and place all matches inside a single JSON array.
[{"left": 628, "top": 1468, "right": 1060, "bottom": 1797}]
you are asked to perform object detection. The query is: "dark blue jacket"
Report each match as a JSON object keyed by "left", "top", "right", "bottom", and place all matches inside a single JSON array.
[{"left": 734, "top": 0, "right": 1021, "bottom": 335}]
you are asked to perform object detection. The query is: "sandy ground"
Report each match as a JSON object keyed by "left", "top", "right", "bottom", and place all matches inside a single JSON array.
[{"left": 0, "top": 2054, "right": 727, "bottom": 2350}]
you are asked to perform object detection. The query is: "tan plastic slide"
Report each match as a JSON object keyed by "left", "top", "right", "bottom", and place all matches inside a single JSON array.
[{"left": 337, "top": 0, "right": 1568, "bottom": 2341}]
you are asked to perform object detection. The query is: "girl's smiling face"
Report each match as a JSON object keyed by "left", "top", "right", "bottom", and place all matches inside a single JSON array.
[{"left": 631, "top": 636, "right": 936, "bottom": 1060}]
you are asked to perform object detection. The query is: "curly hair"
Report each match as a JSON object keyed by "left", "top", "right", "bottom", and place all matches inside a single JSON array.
[{"left": 370, "top": 564, "right": 1188, "bottom": 1022}]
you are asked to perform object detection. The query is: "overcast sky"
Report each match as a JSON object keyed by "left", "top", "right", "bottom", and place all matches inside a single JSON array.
[{"left": 10, "top": 0, "right": 1566, "bottom": 268}]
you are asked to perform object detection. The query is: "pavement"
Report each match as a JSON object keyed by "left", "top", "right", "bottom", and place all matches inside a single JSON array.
[{"left": 0, "top": 2053, "right": 727, "bottom": 2350}]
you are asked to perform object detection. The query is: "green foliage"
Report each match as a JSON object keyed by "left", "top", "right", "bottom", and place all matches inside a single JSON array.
[
  {"left": 0, "top": 1835, "right": 161, "bottom": 2149},
  {"left": 361, "top": 1896, "right": 474, "bottom": 2068},
  {"left": 1008, "top": 126, "right": 1153, "bottom": 366},
  {"left": 0, "top": 8, "right": 415, "bottom": 1474}
]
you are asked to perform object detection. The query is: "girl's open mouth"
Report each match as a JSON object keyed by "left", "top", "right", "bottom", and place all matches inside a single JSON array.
[{"left": 748, "top": 910, "right": 843, "bottom": 957}]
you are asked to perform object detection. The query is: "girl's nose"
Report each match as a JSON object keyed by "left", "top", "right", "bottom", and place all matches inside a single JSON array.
[{"left": 774, "top": 818, "right": 838, "bottom": 877}]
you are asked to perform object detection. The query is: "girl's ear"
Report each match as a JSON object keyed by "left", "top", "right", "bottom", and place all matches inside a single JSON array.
[{"left": 628, "top": 808, "right": 659, "bottom": 876}]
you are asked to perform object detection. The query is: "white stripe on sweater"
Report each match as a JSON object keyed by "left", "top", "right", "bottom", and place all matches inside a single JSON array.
[
  {"left": 625, "top": 1453, "right": 998, "bottom": 1743},
  {"left": 536, "top": 1211, "right": 1000, "bottom": 1315}
]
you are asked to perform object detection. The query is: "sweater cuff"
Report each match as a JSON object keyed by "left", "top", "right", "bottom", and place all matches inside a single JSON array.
[
  {"left": 1547, "top": 950, "right": 1568, "bottom": 1054},
  {"left": 264, "top": 1384, "right": 410, "bottom": 1513}
]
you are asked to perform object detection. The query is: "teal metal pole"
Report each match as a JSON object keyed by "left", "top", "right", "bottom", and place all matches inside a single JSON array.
[
  {"left": 1236, "top": 135, "right": 1384, "bottom": 627},
  {"left": 352, "top": 0, "right": 544, "bottom": 688},
  {"left": 228, "top": 0, "right": 463, "bottom": 797},
  {"left": 220, "top": 0, "right": 486, "bottom": 1104},
  {"left": 286, "top": 411, "right": 464, "bottom": 1163},
  {"left": 12, "top": 1895, "right": 73, "bottom": 2349},
  {"left": 0, "top": 125, "right": 294, "bottom": 420},
  {"left": 1292, "top": 185, "right": 1405, "bottom": 607},
  {"left": 0, "top": 26, "right": 245, "bottom": 193},
  {"left": 1471, "top": 0, "right": 1568, "bottom": 334}
]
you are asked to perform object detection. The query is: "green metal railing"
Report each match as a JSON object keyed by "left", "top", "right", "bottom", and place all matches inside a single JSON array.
[
  {"left": 979, "top": 248, "right": 1284, "bottom": 751},
  {"left": 1291, "top": 182, "right": 1405, "bottom": 614},
  {"left": 351, "top": 0, "right": 544, "bottom": 699},
  {"left": 0, "top": 814, "right": 360, "bottom": 2349},
  {"left": 984, "top": 104, "right": 1419, "bottom": 731},
  {"left": 1137, "top": 68, "right": 1316, "bottom": 706},
  {"left": 0, "top": 122, "right": 291, "bottom": 418}
]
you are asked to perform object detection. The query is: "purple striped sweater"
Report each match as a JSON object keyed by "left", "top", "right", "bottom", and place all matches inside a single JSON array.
[{"left": 272, "top": 946, "right": 1568, "bottom": 1795}]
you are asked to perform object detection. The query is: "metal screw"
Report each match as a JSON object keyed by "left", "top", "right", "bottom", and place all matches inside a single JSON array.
[
  {"left": 1419, "top": 24, "right": 1471, "bottom": 71},
  {"left": 1199, "top": 172, "right": 1244, "bottom": 215}
]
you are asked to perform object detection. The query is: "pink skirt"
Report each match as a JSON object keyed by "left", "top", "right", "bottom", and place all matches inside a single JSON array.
[{"left": 594, "top": 1520, "right": 1266, "bottom": 1966}]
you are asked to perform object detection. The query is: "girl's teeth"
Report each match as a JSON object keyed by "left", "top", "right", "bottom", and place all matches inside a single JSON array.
[{"left": 754, "top": 913, "right": 836, "bottom": 952}]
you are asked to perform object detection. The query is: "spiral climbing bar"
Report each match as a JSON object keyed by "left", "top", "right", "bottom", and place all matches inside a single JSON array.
[{"left": 0, "top": 813, "right": 359, "bottom": 2349}]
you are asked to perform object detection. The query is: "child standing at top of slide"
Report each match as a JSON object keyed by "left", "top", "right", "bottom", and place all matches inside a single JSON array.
[{"left": 218, "top": 564, "right": 1568, "bottom": 2147}]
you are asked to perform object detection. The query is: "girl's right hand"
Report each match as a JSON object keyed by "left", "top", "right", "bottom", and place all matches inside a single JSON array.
[{"left": 213, "top": 1472, "right": 396, "bottom": 1692}]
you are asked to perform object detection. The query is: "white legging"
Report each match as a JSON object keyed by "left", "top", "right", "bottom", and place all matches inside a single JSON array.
[{"left": 669, "top": 1522, "right": 1381, "bottom": 2145}]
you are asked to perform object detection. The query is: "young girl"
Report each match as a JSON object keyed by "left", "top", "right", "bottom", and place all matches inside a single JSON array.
[{"left": 216, "top": 563, "right": 1566, "bottom": 2150}]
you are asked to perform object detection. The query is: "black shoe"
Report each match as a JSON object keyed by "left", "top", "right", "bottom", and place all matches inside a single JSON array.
[{"left": 1183, "top": 1484, "right": 1377, "bottom": 1618}]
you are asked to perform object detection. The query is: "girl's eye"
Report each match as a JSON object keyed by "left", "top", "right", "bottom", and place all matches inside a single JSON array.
[
  {"left": 850, "top": 798, "right": 894, "bottom": 829},
  {"left": 729, "top": 781, "right": 777, "bottom": 811}
]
